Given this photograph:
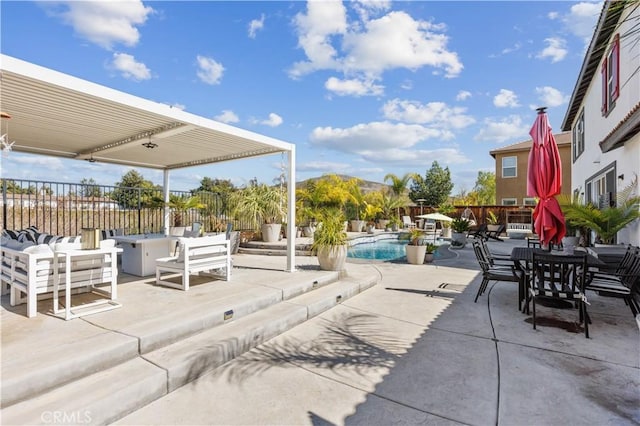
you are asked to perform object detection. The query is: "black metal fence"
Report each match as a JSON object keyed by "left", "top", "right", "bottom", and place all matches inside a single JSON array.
[{"left": 0, "top": 178, "right": 248, "bottom": 236}]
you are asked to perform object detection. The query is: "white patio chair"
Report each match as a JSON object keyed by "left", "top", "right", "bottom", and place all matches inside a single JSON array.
[{"left": 402, "top": 216, "right": 415, "bottom": 229}]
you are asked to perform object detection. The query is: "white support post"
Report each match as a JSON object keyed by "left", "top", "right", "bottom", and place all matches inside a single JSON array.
[
  {"left": 163, "top": 170, "right": 170, "bottom": 236},
  {"left": 286, "top": 147, "right": 296, "bottom": 272}
]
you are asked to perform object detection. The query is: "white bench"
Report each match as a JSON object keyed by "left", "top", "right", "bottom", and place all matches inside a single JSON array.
[
  {"left": 155, "top": 235, "right": 231, "bottom": 291},
  {"left": 1, "top": 240, "right": 119, "bottom": 318},
  {"left": 507, "top": 223, "right": 533, "bottom": 239}
]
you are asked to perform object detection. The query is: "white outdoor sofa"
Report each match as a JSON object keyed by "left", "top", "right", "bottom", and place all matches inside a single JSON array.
[
  {"left": 155, "top": 234, "right": 231, "bottom": 291},
  {"left": 1, "top": 240, "right": 119, "bottom": 318}
]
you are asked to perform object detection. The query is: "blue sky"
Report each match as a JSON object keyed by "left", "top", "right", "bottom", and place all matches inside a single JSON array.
[{"left": 0, "top": 0, "right": 602, "bottom": 192}]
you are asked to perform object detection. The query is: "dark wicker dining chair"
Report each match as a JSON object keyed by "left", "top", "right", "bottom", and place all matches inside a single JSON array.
[
  {"left": 472, "top": 241, "right": 523, "bottom": 307},
  {"left": 529, "top": 251, "right": 590, "bottom": 338}
]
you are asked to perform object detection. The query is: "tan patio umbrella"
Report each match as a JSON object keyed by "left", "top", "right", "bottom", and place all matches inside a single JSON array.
[{"left": 415, "top": 213, "right": 453, "bottom": 221}]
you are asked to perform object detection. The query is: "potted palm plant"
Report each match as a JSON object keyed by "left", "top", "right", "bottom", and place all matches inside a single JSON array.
[
  {"left": 559, "top": 183, "right": 640, "bottom": 245},
  {"left": 167, "top": 194, "right": 205, "bottom": 235},
  {"left": 362, "top": 202, "right": 382, "bottom": 234},
  {"left": 486, "top": 211, "right": 500, "bottom": 232},
  {"left": 450, "top": 217, "right": 470, "bottom": 249},
  {"left": 424, "top": 242, "right": 438, "bottom": 263},
  {"left": 441, "top": 221, "right": 452, "bottom": 239},
  {"left": 311, "top": 208, "right": 348, "bottom": 271},
  {"left": 405, "top": 228, "right": 427, "bottom": 264},
  {"left": 229, "top": 183, "right": 285, "bottom": 243},
  {"left": 388, "top": 216, "right": 402, "bottom": 231}
]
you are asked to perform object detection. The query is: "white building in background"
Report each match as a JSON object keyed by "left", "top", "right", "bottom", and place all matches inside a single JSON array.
[{"left": 562, "top": 0, "right": 640, "bottom": 246}]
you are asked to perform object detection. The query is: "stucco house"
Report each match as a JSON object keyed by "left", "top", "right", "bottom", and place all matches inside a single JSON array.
[
  {"left": 490, "top": 132, "right": 572, "bottom": 206},
  {"left": 561, "top": 0, "right": 640, "bottom": 246}
]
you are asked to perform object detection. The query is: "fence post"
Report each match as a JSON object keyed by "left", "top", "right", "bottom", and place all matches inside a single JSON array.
[
  {"left": 138, "top": 188, "right": 142, "bottom": 234},
  {"left": 2, "top": 179, "right": 6, "bottom": 230}
]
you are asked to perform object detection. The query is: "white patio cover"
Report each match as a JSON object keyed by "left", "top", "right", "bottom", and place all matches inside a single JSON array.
[{"left": 0, "top": 54, "right": 297, "bottom": 271}]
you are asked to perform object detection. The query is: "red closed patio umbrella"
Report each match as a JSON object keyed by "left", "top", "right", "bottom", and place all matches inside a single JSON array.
[{"left": 527, "top": 107, "right": 566, "bottom": 246}]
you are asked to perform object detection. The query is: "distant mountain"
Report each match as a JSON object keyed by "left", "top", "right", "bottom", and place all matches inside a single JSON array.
[{"left": 295, "top": 174, "right": 390, "bottom": 193}]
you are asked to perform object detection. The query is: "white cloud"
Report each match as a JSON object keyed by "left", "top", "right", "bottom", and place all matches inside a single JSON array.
[
  {"left": 548, "top": 11, "right": 559, "bottom": 20},
  {"left": 325, "top": 76, "right": 384, "bottom": 96},
  {"left": 350, "top": 0, "right": 391, "bottom": 21},
  {"left": 196, "top": 55, "right": 224, "bottom": 85},
  {"left": 10, "top": 155, "right": 66, "bottom": 170},
  {"left": 537, "top": 37, "right": 568, "bottom": 63},
  {"left": 382, "top": 99, "right": 475, "bottom": 129},
  {"left": 535, "top": 86, "right": 569, "bottom": 107},
  {"left": 341, "top": 11, "right": 463, "bottom": 78},
  {"left": 47, "top": 0, "right": 153, "bottom": 50},
  {"left": 474, "top": 115, "right": 529, "bottom": 143},
  {"left": 297, "top": 161, "right": 353, "bottom": 172},
  {"left": 111, "top": 53, "right": 151, "bottom": 81},
  {"left": 400, "top": 80, "right": 413, "bottom": 90},
  {"left": 259, "top": 113, "right": 283, "bottom": 127},
  {"left": 490, "top": 42, "right": 522, "bottom": 57},
  {"left": 215, "top": 110, "right": 239, "bottom": 123},
  {"left": 310, "top": 121, "right": 450, "bottom": 154},
  {"left": 290, "top": 0, "right": 348, "bottom": 78},
  {"left": 248, "top": 14, "right": 265, "bottom": 39},
  {"left": 493, "top": 89, "right": 520, "bottom": 108},
  {"left": 357, "top": 147, "right": 470, "bottom": 167},
  {"left": 290, "top": 4, "right": 463, "bottom": 86},
  {"left": 563, "top": 2, "right": 603, "bottom": 42},
  {"left": 456, "top": 90, "right": 471, "bottom": 101},
  {"left": 309, "top": 121, "right": 470, "bottom": 167}
]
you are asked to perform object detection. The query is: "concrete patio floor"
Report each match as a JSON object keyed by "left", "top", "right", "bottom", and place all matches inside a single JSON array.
[
  {"left": 2, "top": 237, "right": 638, "bottom": 425},
  {"left": 118, "top": 238, "right": 639, "bottom": 425}
]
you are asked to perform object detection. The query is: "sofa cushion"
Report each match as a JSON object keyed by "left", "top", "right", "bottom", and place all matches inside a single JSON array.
[
  {"left": 4, "top": 239, "right": 35, "bottom": 251},
  {"left": 17, "top": 228, "right": 38, "bottom": 243},
  {"left": 2, "top": 229, "right": 20, "bottom": 240},
  {"left": 23, "top": 244, "right": 54, "bottom": 256}
]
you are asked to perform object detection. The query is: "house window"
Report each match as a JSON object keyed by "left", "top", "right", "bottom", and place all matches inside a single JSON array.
[
  {"left": 502, "top": 198, "right": 517, "bottom": 206},
  {"left": 601, "top": 34, "right": 620, "bottom": 115},
  {"left": 585, "top": 166, "right": 615, "bottom": 207},
  {"left": 573, "top": 110, "right": 584, "bottom": 162},
  {"left": 502, "top": 156, "right": 516, "bottom": 178},
  {"left": 522, "top": 198, "right": 537, "bottom": 206}
]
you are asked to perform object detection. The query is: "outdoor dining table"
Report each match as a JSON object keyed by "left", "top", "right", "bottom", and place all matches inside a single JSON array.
[{"left": 510, "top": 247, "right": 606, "bottom": 310}]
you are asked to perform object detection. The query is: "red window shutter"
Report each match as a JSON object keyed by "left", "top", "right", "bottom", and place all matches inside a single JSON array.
[
  {"left": 601, "top": 59, "right": 608, "bottom": 115},
  {"left": 611, "top": 34, "right": 620, "bottom": 101}
]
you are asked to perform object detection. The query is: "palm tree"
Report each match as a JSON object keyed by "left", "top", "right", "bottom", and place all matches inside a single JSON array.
[
  {"left": 384, "top": 172, "right": 417, "bottom": 217},
  {"left": 168, "top": 194, "right": 205, "bottom": 227}
]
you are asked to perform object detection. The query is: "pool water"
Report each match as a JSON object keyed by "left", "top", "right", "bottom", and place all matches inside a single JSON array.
[{"left": 348, "top": 239, "right": 445, "bottom": 261}]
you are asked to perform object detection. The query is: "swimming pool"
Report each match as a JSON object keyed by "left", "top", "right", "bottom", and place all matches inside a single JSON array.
[
  {"left": 348, "top": 239, "right": 408, "bottom": 261},
  {"left": 347, "top": 237, "right": 446, "bottom": 261}
]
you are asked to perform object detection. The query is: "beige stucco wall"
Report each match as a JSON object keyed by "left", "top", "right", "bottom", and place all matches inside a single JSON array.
[{"left": 494, "top": 144, "right": 572, "bottom": 205}]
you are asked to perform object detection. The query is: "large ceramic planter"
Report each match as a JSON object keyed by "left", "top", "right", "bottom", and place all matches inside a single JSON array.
[
  {"left": 261, "top": 223, "right": 282, "bottom": 242},
  {"left": 561, "top": 236, "right": 580, "bottom": 254},
  {"left": 303, "top": 224, "right": 316, "bottom": 238},
  {"left": 406, "top": 244, "right": 427, "bottom": 265},
  {"left": 487, "top": 224, "right": 501, "bottom": 232},
  {"left": 350, "top": 220, "right": 365, "bottom": 232},
  {"left": 316, "top": 245, "right": 348, "bottom": 271},
  {"left": 451, "top": 232, "right": 467, "bottom": 249}
]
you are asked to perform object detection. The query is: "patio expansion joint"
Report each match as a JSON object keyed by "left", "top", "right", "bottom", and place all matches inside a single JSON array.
[{"left": 81, "top": 316, "right": 145, "bottom": 355}]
